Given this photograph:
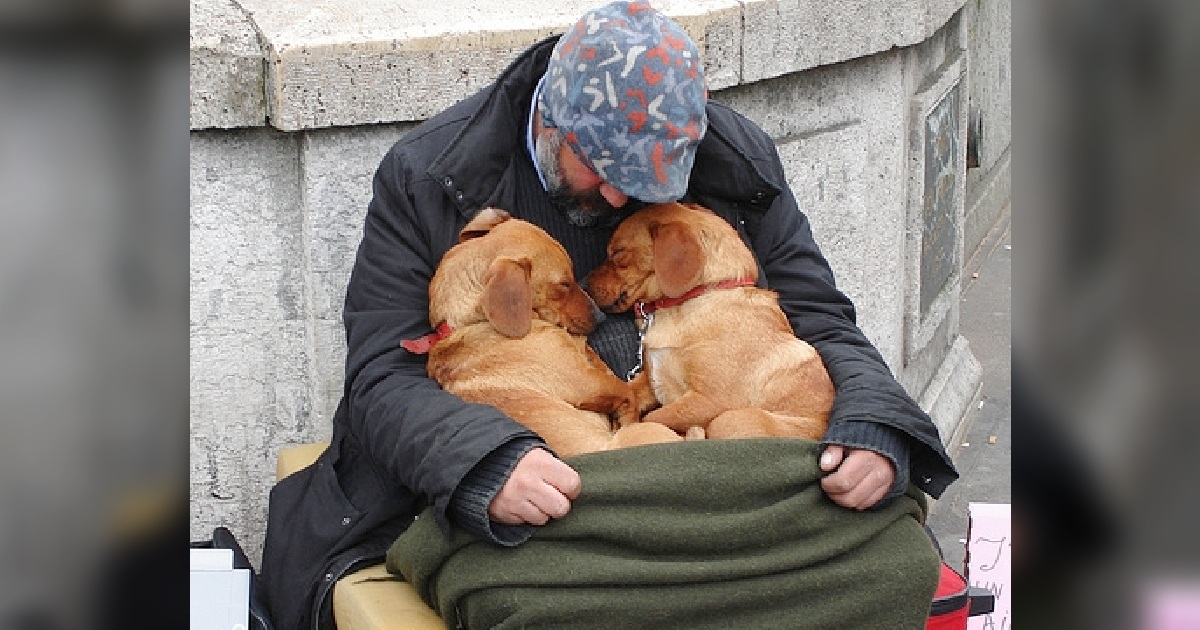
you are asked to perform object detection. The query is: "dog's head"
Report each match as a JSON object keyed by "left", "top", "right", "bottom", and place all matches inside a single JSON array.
[
  {"left": 585, "top": 202, "right": 760, "bottom": 313},
  {"left": 430, "top": 207, "right": 602, "bottom": 337}
]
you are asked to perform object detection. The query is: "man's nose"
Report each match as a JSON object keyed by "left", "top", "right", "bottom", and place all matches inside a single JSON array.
[{"left": 598, "top": 182, "right": 629, "bottom": 209}]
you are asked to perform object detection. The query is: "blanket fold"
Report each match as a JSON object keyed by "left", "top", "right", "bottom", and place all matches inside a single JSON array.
[{"left": 387, "top": 439, "right": 940, "bottom": 629}]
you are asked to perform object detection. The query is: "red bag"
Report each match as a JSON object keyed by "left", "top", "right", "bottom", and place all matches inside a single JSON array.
[{"left": 925, "top": 561, "right": 971, "bottom": 630}]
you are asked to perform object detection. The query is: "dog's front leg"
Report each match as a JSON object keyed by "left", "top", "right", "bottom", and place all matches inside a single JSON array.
[
  {"left": 575, "top": 372, "right": 641, "bottom": 428},
  {"left": 628, "top": 371, "right": 660, "bottom": 419},
  {"left": 642, "top": 390, "right": 723, "bottom": 433}
]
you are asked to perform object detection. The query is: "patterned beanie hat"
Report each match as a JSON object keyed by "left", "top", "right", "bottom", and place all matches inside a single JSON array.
[{"left": 539, "top": 0, "right": 708, "bottom": 203}]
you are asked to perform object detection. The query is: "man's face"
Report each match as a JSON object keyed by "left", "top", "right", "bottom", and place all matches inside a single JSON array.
[{"left": 535, "top": 126, "right": 630, "bottom": 228}]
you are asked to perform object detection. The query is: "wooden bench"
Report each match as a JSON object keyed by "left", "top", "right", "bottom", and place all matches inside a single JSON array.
[{"left": 276, "top": 444, "right": 447, "bottom": 630}]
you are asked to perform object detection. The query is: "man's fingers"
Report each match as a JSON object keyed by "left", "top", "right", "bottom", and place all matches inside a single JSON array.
[
  {"left": 820, "top": 448, "right": 896, "bottom": 510},
  {"left": 859, "top": 483, "right": 890, "bottom": 511},
  {"left": 493, "top": 499, "right": 549, "bottom": 526},
  {"left": 487, "top": 448, "right": 579, "bottom": 525},
  {"left": 542, "top": 457, "right": 583, "bottom": 500},
  {"left": 521, "top": 448, "right": 582, "bottom": 501},
  {"left": 822, "top": 472, "right": 876, "bottom": 510},
  {"left": 819, "top": 444, "right": 844, "bottom": 471},
  {"left": 490, "top": 485, "right": 564, "bottom": 525},
  {"left": 515, "top": 499, "right": 551, "bottom": 526},
  {"left": 526, "top": 479, "right": 573, "bottom": 520},
  {"left": 850, "top": 478, "right": 890, "bottom": 510},
  {"left": 820, "top": 466, "right": 862, "bottom": 497},
  {"left": 821, "top": 453, "right": 868, "bottom": 494}
]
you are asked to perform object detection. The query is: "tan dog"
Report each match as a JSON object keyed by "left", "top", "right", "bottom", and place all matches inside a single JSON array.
[
  {"left": 585, "top": 202, "right": 834, "bottom": 440},
  {"left": 402, "top": 207, "right": 683, "bottom": 458}
]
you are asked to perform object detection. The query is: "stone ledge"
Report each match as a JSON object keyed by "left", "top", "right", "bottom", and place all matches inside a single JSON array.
[
  {"left": 190, "top": 0, "right": 269, "bottom": 129},
  {"left": 919, "top": 335, "right": 983, "bottom": 452},
  {"left": 191, "top": 0, "right": 968, "bottom": 131}
]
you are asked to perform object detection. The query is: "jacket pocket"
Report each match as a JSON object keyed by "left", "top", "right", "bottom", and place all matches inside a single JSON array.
[{"left": 261, "top": 435, "right": 363, "bottom": 629}]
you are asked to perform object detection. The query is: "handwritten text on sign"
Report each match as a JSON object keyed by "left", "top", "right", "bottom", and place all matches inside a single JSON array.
[{"left": 967, "top": 503, "right": 1011, "bottom": 630}]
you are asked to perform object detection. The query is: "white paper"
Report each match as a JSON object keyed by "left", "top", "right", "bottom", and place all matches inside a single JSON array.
[{"left": 190, "top": 547, "right": 234, "bottom": 571}]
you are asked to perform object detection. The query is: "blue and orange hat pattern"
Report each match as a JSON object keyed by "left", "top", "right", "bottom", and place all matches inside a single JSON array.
[{"left": 539, "top": 0, "right": 708, "bottom": 203}]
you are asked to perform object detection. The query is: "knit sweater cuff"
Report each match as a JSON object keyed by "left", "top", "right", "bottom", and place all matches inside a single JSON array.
[
  {"left": 449, "top": 437, "right": 545, "bottom": 547},
  {"left": 821, "top": 420, "right": 912, "bottom": 502}
]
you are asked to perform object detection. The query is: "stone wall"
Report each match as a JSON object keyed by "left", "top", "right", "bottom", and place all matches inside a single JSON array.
[
  {"left": 190, "top": 0, "right": 1009, "bottom": 564},
  {"left": 963, "top": 0, "right": 1012, "bottom": 259}
]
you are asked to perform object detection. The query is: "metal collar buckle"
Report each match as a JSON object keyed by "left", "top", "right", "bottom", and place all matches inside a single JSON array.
[{"left": 626, "top": 308, "right": 654, "bottom": 381}]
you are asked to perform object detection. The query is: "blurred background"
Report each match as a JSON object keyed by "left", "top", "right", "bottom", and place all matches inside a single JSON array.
[
  {"left": 1015, "top": 0, "right": 1200, "bottom": 627},
  {"left": 0, "top": 0, "right": 189, "bottom": 628},
  {"left": 0, "top": 0, "right": 1195, "bottom": 626}
]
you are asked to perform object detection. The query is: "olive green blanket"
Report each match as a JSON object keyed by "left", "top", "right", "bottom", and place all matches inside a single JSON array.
[{"left": 386, "top": 439, "right": 940, "bottom": 629}]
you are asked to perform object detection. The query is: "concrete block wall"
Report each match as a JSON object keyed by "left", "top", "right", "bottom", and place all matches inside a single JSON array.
[
  {"left": 190, "top": 0, "right": 1010, "bottom": 564},
  {"left": 963, "top": 0, "right": 1011, "bottom": 259},
  {"left": 711, "top": 52, "right": 910, "bottom": 371},
  {"left": 191, "top": 123, "right": 413, "bottom": 538}
]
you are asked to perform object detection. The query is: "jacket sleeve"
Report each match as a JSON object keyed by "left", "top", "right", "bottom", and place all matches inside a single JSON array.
[
  {"left": 340, "top": 145, "right": 545, "bottom": 537},
  {"left": 748, "top": 176, "right": 958, "bottom": 499}
]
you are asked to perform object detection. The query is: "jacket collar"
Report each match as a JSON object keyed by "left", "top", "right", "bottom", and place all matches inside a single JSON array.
[{"left": 426, "top": 36, "right": 783, "bottom": 219}]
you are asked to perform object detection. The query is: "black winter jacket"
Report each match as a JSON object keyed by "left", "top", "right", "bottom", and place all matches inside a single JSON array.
[{"left": 261, "top": 35, "right": 957, "bottom": 630}]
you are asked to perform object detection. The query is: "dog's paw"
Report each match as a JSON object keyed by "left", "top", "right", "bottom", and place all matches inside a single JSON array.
[
  {"left": 629, "top": 373, "right": 661, "bottom": 415},
  {"left": 684, "top": 426, "right": 706, "bottom": 440},
  {"left": 611, "top": 396, "right": 642, "bottom": 428}
]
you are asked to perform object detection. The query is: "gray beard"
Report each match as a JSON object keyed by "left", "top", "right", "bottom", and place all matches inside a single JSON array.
[
  {"left": 535, "top": 129, "right": 621, "bottom": 228},
  {"left": 548, "top": 189, "right": 613, "bottom": 227}
]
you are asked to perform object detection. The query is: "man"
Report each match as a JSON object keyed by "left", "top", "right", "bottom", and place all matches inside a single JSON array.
[{"left": 262, "top": 2, "right": 957, "bottom": 628}]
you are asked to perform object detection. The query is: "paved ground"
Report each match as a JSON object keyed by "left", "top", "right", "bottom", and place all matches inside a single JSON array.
[{"left": 926, "top": 207, "right": 1012, "bottom": 572}]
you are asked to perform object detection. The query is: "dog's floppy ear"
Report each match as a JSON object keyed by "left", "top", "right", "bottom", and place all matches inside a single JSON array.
[
  {"left": 459, "top": 207, "right": 512, "bottom": 242},
  {"left": 482, "top": 257, "right": 533, "bottom": 338},
  {"left": 650, "top": 220, "right": 705, "bottom": 298}
]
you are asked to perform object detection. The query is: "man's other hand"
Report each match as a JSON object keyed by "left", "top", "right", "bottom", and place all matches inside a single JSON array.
[
  {"left": 819, "top": 445, "right": 895, "bottom": 510},
  {"left": 488, "top": 448, "right": 582, "bottom": 526}
]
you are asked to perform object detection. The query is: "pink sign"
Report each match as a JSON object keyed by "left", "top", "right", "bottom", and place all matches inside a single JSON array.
[
  {"left": 1140, "top": 580, "right": 1200, "bottom": 629},
  {"left": 966, "top": 502, "right": 1011, "bottom": 630}
]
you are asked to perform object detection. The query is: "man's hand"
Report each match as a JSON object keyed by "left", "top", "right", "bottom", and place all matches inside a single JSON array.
[
  {"left": 488, "top": 448, "right": 582, "bottom": 526},
  {"left": 819, "top": 445, "right": 895, "bottom": 510}
]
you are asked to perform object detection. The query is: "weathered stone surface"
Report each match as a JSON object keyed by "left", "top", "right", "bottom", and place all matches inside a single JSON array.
[
  {"left": 300, "top": 124, "right": 413, "bottom": 321},
  {"left": 964, "top": 0, "right": 1011, "bottom": 176},
  {"left": 190, "top": 320, "right": 312, "bottom": 562},
  {"left": 300, "top": 124, "right": 416, "bottom": 431},
  {"left": 740, "top": 0, "right": 966, "bottom": 84},
  {"left": 900, "top": 16, "right": 969, "bottom": 405},
  {"left": 190, "top": 0, "right": 267, "bottom": 129},
  {"left": 918, "top": 335, "right": 983, "bottom": 448},
  {"left": 712, "top": 52, "right": 908, "bottom": 371},
  {"left": 190, "top": 129, "right": 310, "bottom": 556},
  {"left": 965, "top": 146, "right": 1010, "bottom": 261},
  {"left": 920, "top": 80, "right": 962, "bottom": 317},
  {"left": 963, "top": 0, "right": 1011, "bottom": 259},
  {"left": 236, "top": 0, "right": 741, "bottom": 130},
  {"left": 190, "top": 130, "right": 303, "bottom": 326},
  {"left": 188, "top": 0, "right": 972, "bottom": 131}
]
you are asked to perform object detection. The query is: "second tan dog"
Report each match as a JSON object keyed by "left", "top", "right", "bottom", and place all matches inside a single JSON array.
[
  {"left": 402, "top": 207, "right": 683, "bottom": 458},
  {"left": 585, "top": 202, "right": 834, "bottom": 440}
]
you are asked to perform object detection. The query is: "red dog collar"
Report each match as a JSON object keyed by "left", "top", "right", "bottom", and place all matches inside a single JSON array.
[
  {"left": 634, "top": 277, "right": 757, "bottom": 318},
  {"left": 400, "top": 322, "right": 455, "bottom": 354}
]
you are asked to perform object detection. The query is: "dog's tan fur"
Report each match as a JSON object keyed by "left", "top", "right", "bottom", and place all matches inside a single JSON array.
[
  {"left": 419, "top": 207, "right": 683, "bottom": 458},
  {"left": 585, "top": 202, "right": 834, "bottom": 440}
]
